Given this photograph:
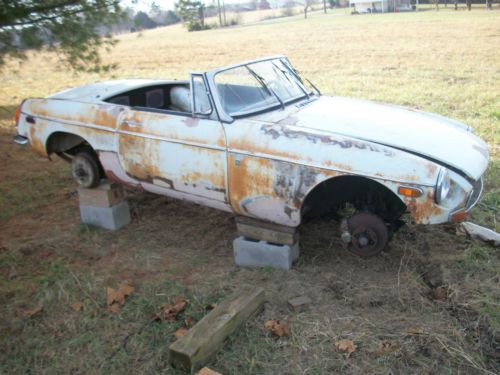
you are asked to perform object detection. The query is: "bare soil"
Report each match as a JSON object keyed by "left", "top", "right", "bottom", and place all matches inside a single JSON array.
[{"left": 0, "top": 127, "right": 499, "bottom": 374}]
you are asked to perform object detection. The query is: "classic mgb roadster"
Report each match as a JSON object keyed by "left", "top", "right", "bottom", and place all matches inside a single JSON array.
[{"left": 14, "top": 56, "right": 489, "bottom": 256}]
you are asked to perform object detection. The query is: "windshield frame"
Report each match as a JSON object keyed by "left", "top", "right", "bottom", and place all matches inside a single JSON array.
[{"left": 203, "top": 55, "right": 314, "bottom": 123}]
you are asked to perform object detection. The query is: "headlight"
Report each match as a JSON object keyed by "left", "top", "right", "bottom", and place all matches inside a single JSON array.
[{"left": 436, "top": 168, "right": 451, "bottom": 204}]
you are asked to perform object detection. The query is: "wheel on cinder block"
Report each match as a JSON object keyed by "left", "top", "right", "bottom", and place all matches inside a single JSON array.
[
  {"left": 345, "top": 213, "right": 388, "bottom": 257},
  {"left": 71, "top": 151, "right": 101, "bottom": 188}
]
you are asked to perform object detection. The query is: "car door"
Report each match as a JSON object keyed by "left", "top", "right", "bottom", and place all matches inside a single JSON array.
[{"left": 116, "top": 75, "right": 228, "bottom": 206}]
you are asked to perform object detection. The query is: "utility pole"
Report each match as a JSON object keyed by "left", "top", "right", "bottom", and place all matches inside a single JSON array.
[
  {"left": 222, "top": 0, "right": 227, "bottom": 26},
  {"left": 217, "top": 0, "right": 223, "bottom": 26}
]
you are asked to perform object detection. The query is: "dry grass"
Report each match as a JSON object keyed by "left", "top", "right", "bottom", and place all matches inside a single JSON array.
[
  {"left": 1, "top": 7, "right": 499, "bottom": 148},
  {"left": 0, "top": 8, "right": 499, "bottom": 375}
]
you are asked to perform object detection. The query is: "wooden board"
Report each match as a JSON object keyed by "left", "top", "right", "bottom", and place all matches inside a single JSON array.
[
  {"left": 235, "top": 216, "right": 298, "bottom": 245},
  {"left": 168, "top": 287, "right": 266, "bottom": 372}
]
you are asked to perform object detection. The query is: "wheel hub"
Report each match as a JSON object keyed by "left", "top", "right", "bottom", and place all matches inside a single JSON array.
[{"left": 343, "top": 213, "right": 389, "bottom": 257}]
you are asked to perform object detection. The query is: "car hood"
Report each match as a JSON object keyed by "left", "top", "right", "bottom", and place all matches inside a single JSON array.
[{"left": 266, "top": 96, "right": 489, "bottom": 181}]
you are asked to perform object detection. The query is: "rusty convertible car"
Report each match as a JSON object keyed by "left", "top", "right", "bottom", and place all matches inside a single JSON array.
[{"left": 14, "top": 56, "right": 489, "bottom": 256}]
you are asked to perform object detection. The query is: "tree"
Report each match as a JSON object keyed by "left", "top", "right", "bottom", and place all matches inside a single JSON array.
[
  {"left": 134, "top": 11, "right": 157, "bottom": 29},
  {"left": 259, "top": 0, "right": 271, "bottom": 9},
  {"left": 304, "top": 0, "right": 314, "bottom": 18},
  {"left": 0, "top": 0, "right": 123, "bottom": 72},
  {"left": 164, "top": 10, "right": 181, "bottom": 25},
  {"left": 175, "top": 0, "right": 207, "bottom": 31}
]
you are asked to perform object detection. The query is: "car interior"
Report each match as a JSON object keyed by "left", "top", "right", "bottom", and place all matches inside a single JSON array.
[{"left": 105, "top": 83, "right": 192, "bottom": 114}]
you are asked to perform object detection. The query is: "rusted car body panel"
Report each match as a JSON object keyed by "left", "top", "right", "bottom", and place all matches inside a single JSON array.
[{"left": 15, "top": 56, "right": 489, "bottom": 228}]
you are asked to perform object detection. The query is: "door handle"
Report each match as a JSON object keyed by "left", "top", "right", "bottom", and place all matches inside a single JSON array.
[{"left": 122, "top": 120, "right": 142, "bottom": 128}]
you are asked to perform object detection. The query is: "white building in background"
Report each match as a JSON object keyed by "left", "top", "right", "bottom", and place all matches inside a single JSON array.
[{"left": 349, "top": 0, "right": 414, "bottom": 13}]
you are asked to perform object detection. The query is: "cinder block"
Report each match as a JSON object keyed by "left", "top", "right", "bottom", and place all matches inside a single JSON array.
[
  {"left": 79, "top": 201, "right": 131, "bottom": 230},
  {"left": 78, "top": 181, "right": 125, "bottom": 208},
  {"left": 233, "top": 236, "right": 300, "bottom": 270}
]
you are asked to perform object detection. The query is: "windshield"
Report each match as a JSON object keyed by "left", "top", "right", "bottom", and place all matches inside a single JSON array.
[{"left": 214, "top": 58, "right": 310, "bottom": 117}]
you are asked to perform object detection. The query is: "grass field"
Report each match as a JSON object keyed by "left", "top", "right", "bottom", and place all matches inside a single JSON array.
[{"left": 0, "top": 7, "right": 499, "bottom": 375}]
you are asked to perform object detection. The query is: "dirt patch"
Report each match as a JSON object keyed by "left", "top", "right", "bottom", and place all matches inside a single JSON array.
[{"left": 0, "top": 128, "right": 498, "bottom": 374}]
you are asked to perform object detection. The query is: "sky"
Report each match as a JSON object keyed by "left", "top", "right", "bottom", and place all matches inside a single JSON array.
[
  {"left": 122, "top": 0, "right": 236, "bottom": 12},
  {"left": 123, "top": 0, "right": 176, "bottom": 11}
]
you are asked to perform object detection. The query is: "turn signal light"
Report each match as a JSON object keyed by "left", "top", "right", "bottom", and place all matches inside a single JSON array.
[
  {"left": 398, "top": 186, "right": 423, "bottom": 198},
  {"left": 450, "top": 209, "right": 467, "bottom": 223}
]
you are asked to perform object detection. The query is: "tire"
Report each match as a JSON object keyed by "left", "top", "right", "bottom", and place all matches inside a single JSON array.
[
  {"left": 71, "top": 151, "right": 101, "bottom": 188},
  {"left": 345, "top": 213, "right": 389, "bottom": 257}
]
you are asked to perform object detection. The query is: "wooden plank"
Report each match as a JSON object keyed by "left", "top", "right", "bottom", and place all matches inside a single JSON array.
[
  {"left": 168, "top": 287, "right": 266, "bottom": 372},
  {"left": 235, "top": 216, "right": 298, "bottom": 245},
  {"left": 77, "top": 181, "right": 125, "bottom": 207}
]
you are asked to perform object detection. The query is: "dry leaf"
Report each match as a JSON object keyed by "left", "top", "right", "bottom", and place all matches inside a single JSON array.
[
  {"left": 196, "top": 367, "right": 222, "bottom": 375},
  {"left": 153, "top": 298, "right": 187, "bottom": 322},
  {"left": 432, "top": 287, "right": 448, "bottom": 300},
  {"left": 23, "top": 304, "right": 43, "bottom": 318},
  {"left": 107, "top": 287, "right": 118, "bottom": 306},
  {"left": 106, "top": 282, "right": 135, "bottom": 312},
  {"left": 118, "top": 283, "right": 135, "bottom": 298},
  {"left": 377, "top": 341, "right": 400, "bottom": 354},
  {"left": 407, "top": 326, "right": 425, "bottom": 335},
  {"left": 264, "top": 319, "right": 290, "bottom": 337},
  {"left": 184, "top": 317, "right": 196, "bottom": 328},
  {"left": 70, "top": 302, "right": 83, "bottom": 312},
  {"left": 109, "top": 303, "right": 120, "bottom": 313},
  {"left": 335, "top": 339, "right": 357, "bottom": 353},
  {"left": 174, "top": 327, "right": 188, "bottom": 339}
]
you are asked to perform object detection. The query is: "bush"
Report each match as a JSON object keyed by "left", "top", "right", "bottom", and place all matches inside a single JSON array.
[
  {"left": 187, "top": 21, "right": 211, "bottom": 31},
  {"left": 228, "top": 13, "right": 242, "bottom": 26},
  {"left": 281, "top": 5, "right": 296, "bottom": 17}
]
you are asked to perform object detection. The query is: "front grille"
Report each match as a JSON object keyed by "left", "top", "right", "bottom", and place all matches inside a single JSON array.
[{"left": 466, "top": 177, "right": 484, "bottom": 211}]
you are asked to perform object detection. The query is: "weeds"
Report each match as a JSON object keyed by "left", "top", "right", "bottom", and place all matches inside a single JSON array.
[{"left": 0, "top": 8, "right": 499, "bottom": 375}]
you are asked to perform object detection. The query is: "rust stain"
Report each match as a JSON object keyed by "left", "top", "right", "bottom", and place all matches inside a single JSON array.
[
  {"left": 229, "top": 137, "right": 302, "bottom": 161},
  {"left": 228, "top": 154, "right": 336, "bottom": 219},
  {"left": 27, "top": 101, "right": 119, "bottom": 129},
  {"left": 123, "top": 111, "right": 225, "bottom": 148},
  {"left": 426, "top": 163, "right": 438, "bottom": 179},
  {"left": 182, "top": 167, "right": 225, "bottom": 191},
  {"left": 260, "top": 124, "right": 395, "bottom": 157},
  {"left": 323, "top": 160, "right": 354, "bottom": 173},
  {"left": 401, "top": 174, "right": 420, "bottom": 182},
  {"left": 91, "top": 105, "right": 122, "bottom": 128},
  {"left": 119, "top": 136, "right": 162, "bottom": 184},
  {"left": 228, "top": 155, "right": 274, "bottom": 214},
  {"left": 105, "top": 170, "right": 142, "bottom": 190},
  {"left": 29, "top": 122, "right": 48, "bottom": 157},
  {"left": 405, "top": 191, "right": 443, "bottom": 224}
]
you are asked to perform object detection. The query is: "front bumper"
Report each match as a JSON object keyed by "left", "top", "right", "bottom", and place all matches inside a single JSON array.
[
  {"left": 465, "top": 177, "right": 484, "bottom": 212},
  {"left": 449, "top": 176, "right": 484, "bottom": 223},
  {"left": 13, "top": 134, "right": 28, "bottom": 145}
]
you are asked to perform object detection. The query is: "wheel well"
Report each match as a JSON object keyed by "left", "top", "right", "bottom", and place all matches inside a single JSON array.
[
  {"left": 46, "top": 132, "right": 88, "bottom": 156},
  {"left": 301, "top": 175, "right": 407, "bottom": 223},
  {"left": 46, "top": 132, "right": 104, "bottom": 176}
]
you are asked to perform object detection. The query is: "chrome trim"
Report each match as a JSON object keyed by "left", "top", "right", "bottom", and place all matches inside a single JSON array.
[
  {"left": 435, "top": 167, "right": 448, "bottom": 203},
  {"left": 13, "top": 134, "right": 28, "bottom": 145},
  {"left": 466, "top": 177, "right": 484, "bottom": 212}
]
